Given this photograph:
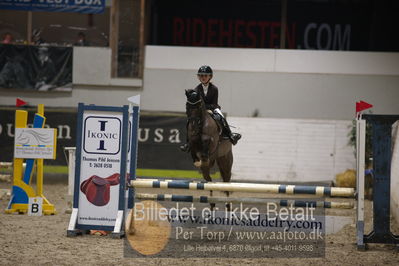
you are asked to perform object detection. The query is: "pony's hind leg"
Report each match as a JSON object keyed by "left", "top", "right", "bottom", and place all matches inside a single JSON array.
[
  {"left": 216, "top": 151, "right": 233, "bottom": 211},
  {"left": 209, "top": 190, "right": 216, "bottom": 212},
  {"left": 224, "top": 191, "right": 231, "bottom": 212}
]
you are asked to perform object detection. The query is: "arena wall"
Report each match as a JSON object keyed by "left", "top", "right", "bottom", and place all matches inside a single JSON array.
[
  {"left": 229, "top": 117, "right": 354, "bottom": 183},
  {"left": 1, "top": 45, "right": 399, "bottom": 120},
  {"left": 142, "top": 46, "right": 399, "bottom": 120}
]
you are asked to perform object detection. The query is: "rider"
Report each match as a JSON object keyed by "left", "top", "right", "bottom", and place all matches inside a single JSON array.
[{"left": 180, "top": 65, "right": 241, "bottom": 152}]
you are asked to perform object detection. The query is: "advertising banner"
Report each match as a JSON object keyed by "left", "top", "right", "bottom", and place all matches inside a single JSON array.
[
  {"left": 0, "top": 0, "right": 105, "bottom": 14},
  {"left": 73, "top": 104, "right": 129, "bottom": 231},
  {"left": 14, "top": 128, "right": 57, "bottom": 159},
  {"left": 151, "top": 0, "right": 379, "bottom": 51}
]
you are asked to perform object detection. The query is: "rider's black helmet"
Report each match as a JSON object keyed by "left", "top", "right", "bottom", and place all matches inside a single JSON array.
[{"left": 197, "top": 65, "right": 213, "bottom": 75}]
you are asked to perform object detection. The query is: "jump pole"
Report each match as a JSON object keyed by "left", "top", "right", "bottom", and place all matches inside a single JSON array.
[
  {"left": 130, "top": 180, "right": 355, "bottom": 198},
  {"left": 136, "top": 193, "right": 354, "bottom": 209},
  {"left": 356, "top": 116, "right": 366, "bottom": 249}
]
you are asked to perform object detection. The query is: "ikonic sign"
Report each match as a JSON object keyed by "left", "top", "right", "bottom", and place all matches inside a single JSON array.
[
  {"left": 67, "top": 103, "right": 132, "bottom": 236},
  {"left": 83, "top": 117, "right": 121, "bottom": 155},
  {"left": 77, "top": 111, "right": 126, "bottom": 229},
  {"left": 14, "top": 128, "right": 57, "bottom": 159}
]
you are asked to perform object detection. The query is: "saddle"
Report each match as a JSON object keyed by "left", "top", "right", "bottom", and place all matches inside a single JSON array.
[{"left": 80, "top": 173, "right": 120, "bottom": 206}]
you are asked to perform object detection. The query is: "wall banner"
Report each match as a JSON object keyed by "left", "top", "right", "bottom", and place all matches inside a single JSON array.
[{"left": 0, "top": 0, "right": 106, "bottom": 14}]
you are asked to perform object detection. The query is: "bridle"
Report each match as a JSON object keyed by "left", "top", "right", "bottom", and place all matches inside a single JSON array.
[{"left": 186, "top": 93, "right": 204, "bottom": 137}]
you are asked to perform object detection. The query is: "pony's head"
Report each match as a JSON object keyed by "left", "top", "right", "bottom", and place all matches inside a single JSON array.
[
  {"left": 185, "top": 89, "right": 204, "bottom": 136},
  {"left": 185, "top": 89, "right": 201, "bottom": 105}
]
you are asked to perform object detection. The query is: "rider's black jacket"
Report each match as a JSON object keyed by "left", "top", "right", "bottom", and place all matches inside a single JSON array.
[{"left": 194, "top": 83, "right": 221, "bottom": 110}]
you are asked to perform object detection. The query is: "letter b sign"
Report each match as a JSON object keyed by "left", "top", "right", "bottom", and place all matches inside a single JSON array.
[{"left": 28, "top": 197, "right": 43, "bottom": 216}]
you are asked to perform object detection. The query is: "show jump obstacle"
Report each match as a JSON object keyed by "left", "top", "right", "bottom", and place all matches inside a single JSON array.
[
  {"left": 67, "top": 96, "right": 140, "bottom": 238},
  {"left": 131, "top": 179, "right": 355, "bottom": 197},
  {"left": 356, "top": 114, "right": 399, "bottom": 249},
  {"left": 5, "top": 104, "right": 57, "bottom": 215},
  {"left": 135, "top": 193, "right": 354, "bottom": 209},
  {"left": 66, "top": 99, "right": 398, "bottom": 249}
]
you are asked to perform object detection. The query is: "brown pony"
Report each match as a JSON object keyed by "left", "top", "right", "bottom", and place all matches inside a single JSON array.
[{"left": 185, "top": 89, "right": 233, "bottom": 209}]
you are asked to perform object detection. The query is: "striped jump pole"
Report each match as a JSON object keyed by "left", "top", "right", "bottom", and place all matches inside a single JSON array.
[
  {"left": 130, "top": 180, "right": 355, "bottom": 198},
  {"left": 136, "top": 193, "right": 354, "bottom": 209}
]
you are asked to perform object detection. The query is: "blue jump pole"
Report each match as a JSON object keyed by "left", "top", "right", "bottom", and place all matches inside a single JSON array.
[{"left": 130, "top": 180, "right": 355, "bottom": 198}]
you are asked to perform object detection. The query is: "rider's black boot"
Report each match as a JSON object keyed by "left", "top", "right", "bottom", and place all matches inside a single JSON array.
[
  {"left": 230, "top": 133, "right": 241, "bottom": 145},
  {"left": 221, "top": 117, "right": 241, "bottom": 145}
]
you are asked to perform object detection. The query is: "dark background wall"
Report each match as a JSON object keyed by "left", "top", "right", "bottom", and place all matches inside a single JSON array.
[
  {"left": 0, "top": 107, "right": 193, "bottom": 170},
  {"left": 150, "top": 0, "right": 399, "bottom": 52}
]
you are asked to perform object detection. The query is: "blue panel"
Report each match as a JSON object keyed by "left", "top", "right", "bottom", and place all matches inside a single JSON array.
[
  {"left": 117, "top": 105, "right": 129, "bottom": 211},
  {"left": 76, "top": 224, "right": 115, "bottom": 231},
  {"left": 83, "top": 105, "right": 125, "bottom": 112},
  {"left": 168, "top": 182, "right": 190, "bottom": 189},
  {"left": 128, "top": 106, "right": 140, "bottom": 209},
  {"left": 7, "top": 186, "right": 28, "bottom": 207},
  {"left": 172, "top": 195, "right": 194, "bottom": 202},
  {"left": 196, "top": 183, "right": 205, "bottom": 190},
  {"left": 293, "top": 186, "right": 317, "bottom": 195},
  {"left": 199, "top": 196, "right": 208, "bottom": 203},
  {"left": 157, "top": 194, "right": 165, "bottom": 201},
  {"left": 22, "top": 113, "right": 45, "bottom": 184},
  {"left": 280, "top": 199, "right": 288, "bottom": 206},
  {"left": 371, "top": 122, "right": 391, "bottom": 235},
  {"left": 323, "top": 187, "right": 331, "bottom": 196},
  {"left": 73, "top": 103, "right": 85, "bottom": 209},
  {"left": 363, "top": 114, "right": 399, "bottom": 244}
]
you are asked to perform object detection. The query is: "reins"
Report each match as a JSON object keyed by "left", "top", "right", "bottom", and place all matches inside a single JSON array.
[
  {"left": 186, "top": 98, "right": 204, "bottom": 137},
  {"left": 185, "top": 93, "right": 219, "bottom": 156}
]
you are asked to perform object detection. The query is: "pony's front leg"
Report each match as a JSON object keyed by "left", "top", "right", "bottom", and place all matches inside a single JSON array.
[
  {"left": 200, "top": 136, "right": 211, "bottom": 167},
  {"left": 200, "top": 163, "right": 212, "bottom": 182},
  {"left": 190, "top": 149, "right": 200, "bottom": 167}
]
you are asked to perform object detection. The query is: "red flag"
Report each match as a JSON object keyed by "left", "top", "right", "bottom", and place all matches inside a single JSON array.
[
  {"left": 356, "top": 101, "right": 373, "bottom": 113},
  {"left": 16, "top": 98, "right": 27, "bottom": 107},
  {"left": 360, "top": 101, "right": 373, "bottom": 110}
]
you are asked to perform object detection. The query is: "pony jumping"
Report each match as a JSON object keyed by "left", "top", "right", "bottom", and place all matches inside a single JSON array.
[{"left": 185, "top": 89, "right": 233, "bottom": 209}]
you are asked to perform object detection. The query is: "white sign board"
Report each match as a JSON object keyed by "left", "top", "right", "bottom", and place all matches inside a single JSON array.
[
  {"left": 77, "top": 113, "right": 124, "bottom": 228},
  {"left": 14, "top": 128, "right": 57, "bottom": 159},
  {"left": 28, "top": 197, "right": 43, "bottom": 216}
]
